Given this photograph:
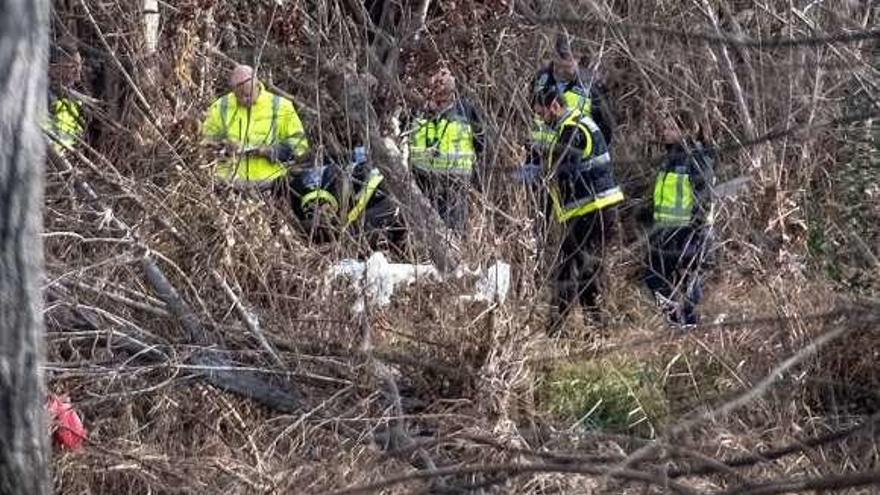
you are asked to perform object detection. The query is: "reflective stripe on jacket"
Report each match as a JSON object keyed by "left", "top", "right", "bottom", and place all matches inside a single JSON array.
[
  {"left": 346, "top": 168, "right": 384, "bottom": 227},
  {"left": 653, "top": 167, "right": 694, "bottom": 226},
  {"left": 46, "top": 97, "right": 84, "bottom": 155},
  {"left": 202, "top": 87, "right": 309, "bottom": 183},
  {"left": 301, "top": 189, "right": 338, "bottom": 210},
  {"left": 408, "top": 108, "right": 476, "bottom": 174},
  {"left": 546, "top": 110, "right": 623, "bottom": 223},
  {"left": 295, "top": 165, "right": 338, "bottom": 211}
]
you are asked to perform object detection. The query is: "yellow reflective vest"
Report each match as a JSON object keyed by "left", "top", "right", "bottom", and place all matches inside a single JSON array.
[
  {"left": 653, "top": 170, "right": 694, "bottom": 227},
  {"left": 653, "top": 142, "right": 715, "bottom": 228},
  {"left": 408, "top": 104, "right": 477, "bottom": 175},
  {"left": 45, "top": 96, "right": 84, "bottom": 156},
  {"left": 546, "top": 110, "right": 623, "bottom": 223},
  {"left": 202, "top": 86, "right": 309, "bottom": 185}
]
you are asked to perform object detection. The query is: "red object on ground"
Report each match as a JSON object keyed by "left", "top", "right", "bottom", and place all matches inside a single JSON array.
[{"left": 47, "top": 394, "right": 86, "bottom": 451}]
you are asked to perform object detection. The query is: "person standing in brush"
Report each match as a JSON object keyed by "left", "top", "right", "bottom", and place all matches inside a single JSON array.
[
  {"left": 645, "top": 110, "right": 717, "bottom": 327},
  {"left": 520, "top": 33, "right": 616, "bottom": 244},
  {"left": 202, "top": 64, "right": 311, "bottom": 190},
  {"left": 528, "top": 33, "right": 614, "bottom": 170},
  {"left": 202, "top": 64, "right": 341, "bottom": 239},
  {"left": 531, "top": 73, "right": 624, "bottom": 336},
  {"left": 46, "top": 43, "right": 85, "bottom": 158},
  {"left": 407, "top": 66, "right": 484, "bottom": 234}
]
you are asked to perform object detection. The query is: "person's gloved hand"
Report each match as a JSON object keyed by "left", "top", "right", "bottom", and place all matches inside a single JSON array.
[
  {"left": 352, "top": 146, "right": 367, "bottom": 167},
  {"left": 206, "top": 141, "right": 239, "bottom": 159},
  {"left": 243, "top": 145, "right": 275, "bottom": 160}
]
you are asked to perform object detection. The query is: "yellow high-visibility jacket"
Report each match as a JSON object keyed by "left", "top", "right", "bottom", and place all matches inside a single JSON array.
[
  {"left": 45, "top": 96, "right": 84, "bottom": 156},
  {"left": 408, "top": 100, "right": 480, "bottom": 175},
  {"left": 202, "top": 86, "right": 309, "bottom": 185},
  {"left": 546, "top": 110, "right": 623, "bottom": 223},
  {"left": 653, "top": 141, "right": 716, "bottom": 228}
]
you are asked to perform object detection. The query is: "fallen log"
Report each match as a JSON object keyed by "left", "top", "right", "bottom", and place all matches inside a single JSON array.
[{"left": 67, "top": 165, "right": 302, "bottom": 413}]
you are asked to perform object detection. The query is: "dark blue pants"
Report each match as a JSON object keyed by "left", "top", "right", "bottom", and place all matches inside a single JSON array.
[
  {"left": 645, "top": 227, "right": 711, "bottom": 325},
  {"left": 413, "top": 169, "right": 469, "bottom": 235},
  {"left": 548, "top": 207, "right": 616, "bottom": 335}
]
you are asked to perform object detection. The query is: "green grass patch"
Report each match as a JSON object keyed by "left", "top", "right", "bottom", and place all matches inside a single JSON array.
[
  {"left": 539, "top": 357, "right": 668, "bottom": 437},
  {"left": 657, "top": 350, "right": 740, "bottom": 414}
]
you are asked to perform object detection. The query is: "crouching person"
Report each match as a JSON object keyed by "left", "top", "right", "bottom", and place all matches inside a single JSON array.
[
  {"left": 344, "top": 146, "right": 406, "bottom": 254},
  {"left": 289, "top": 162, "right": 341, "bottom": 244}
]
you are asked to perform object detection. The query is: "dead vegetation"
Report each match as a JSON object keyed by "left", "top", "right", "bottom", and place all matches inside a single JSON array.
[{"left": 45, "top": 0, "right": 880, "bottom": 493}]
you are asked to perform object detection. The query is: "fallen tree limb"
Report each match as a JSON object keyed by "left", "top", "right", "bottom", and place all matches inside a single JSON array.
[
  {"left": 368, "top": 134, "right": 461, "bottom": 272},
  {"left": 142, "top": 255, "right": 301, "bottom": 412},
  {"left": 669, "top": 410, "right": 880, "bottom": 478},
  {"left": 67, "top": 166, "right": 301, "bottom": 413},
  {"left": 212, "top": 269, "right": 285, "bottom": 368},
  {"left": 713, "top": 469, "right": 880, "bottom": 495},
  {"left": 325, "top": 460, "right": 699, "bottom": 495}
]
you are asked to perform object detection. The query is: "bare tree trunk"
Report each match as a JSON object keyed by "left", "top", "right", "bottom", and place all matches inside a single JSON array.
[
  {"left": 0, "top": 0, "right": 51, "bottom": 494},
  {"left": 143, "top": 0, "right": 159, "bottom": 54}
]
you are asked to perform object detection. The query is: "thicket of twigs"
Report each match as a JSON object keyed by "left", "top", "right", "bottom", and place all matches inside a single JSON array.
[{"left": 46, "top": 0, "right": 879, "bottom": 493}]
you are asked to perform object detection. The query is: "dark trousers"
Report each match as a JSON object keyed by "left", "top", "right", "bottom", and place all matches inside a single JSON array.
[
  {"left": 358, "top": 195, "right": 407, "bottom": 254},
  {"left": 279, "top": 173, "right": 338, "bottom": 244},
  {"left": 645, "top": 227, "right": 711, "bottom": 325},
  {"left": 413, "top": 169, "right": 469, "bottom": 235},
  {"left": 548, "top": 207, "right": 617, "bottom": 335}
]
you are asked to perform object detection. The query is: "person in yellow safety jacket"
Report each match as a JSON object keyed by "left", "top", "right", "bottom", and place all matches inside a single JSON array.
[
  {"left": 202, "top": 64, "right": 310, "bottom": 191},
  {"left": 45, "top": 46, "right": 85, "bottom": 158},
  {"left": 528, "top": 33, "right": 615, "bottom": 168},
  {"left": 645, "top": 111, "right": 716, "bottom": 327},
  {"left": 344, "top": 146, "right": 406, "bottom": 253},
  {"left": 46, "top": 93, "right": 84, "bottom": 157},
  {"left": 532, "top": 71, "right": 624, "bottom": 336},
  {"left": 407, "top": 67, "right": 484, "bottom": 234}
]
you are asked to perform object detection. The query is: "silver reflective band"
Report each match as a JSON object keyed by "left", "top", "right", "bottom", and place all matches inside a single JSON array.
[
  {"left": 413, "top": 165, "right": 473, "bottom": 175},
  {"left": 584, "top": 152, "right": 611, "bottom": 168},
  {"left": 222, "top": 177, "right": 278, "bottom": 191}
]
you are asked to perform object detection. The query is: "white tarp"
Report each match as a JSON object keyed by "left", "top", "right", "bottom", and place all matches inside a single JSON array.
[
  {"left": 325, "top": 252, "right": 439, "bottom": 312},
  {"left": 326, "top": 253, "right": 511, "bottom": 311},
  {"left": 461, "top": 261, "right": 511, "bottom": 304}
]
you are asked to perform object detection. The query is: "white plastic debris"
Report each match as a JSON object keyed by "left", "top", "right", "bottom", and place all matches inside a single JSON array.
[
  {"left": 325, "top": 252, "right": 439, "bottom": 312},
  {"left": 327, "top": 253, "right": 511, "bottom": 311},
  {"left": 461, "top": 261, "right": 511, "bottom": 304}
]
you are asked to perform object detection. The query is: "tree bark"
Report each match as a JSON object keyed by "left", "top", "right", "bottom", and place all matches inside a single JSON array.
[{"left": 0, "top": 0, "right": 51, "bottom": 494}]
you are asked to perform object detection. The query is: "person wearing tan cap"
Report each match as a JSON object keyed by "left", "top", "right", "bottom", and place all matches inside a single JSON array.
[
  {"left": 407, "top": 67, "right": 484, "bottom": 234},
  {"left": 202, "top": 64, "right": 310, "bottom": 190}
]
